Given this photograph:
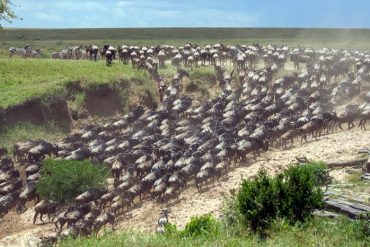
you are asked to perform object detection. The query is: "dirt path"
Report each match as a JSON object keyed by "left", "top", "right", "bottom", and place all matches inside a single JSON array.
[{"left": 1, "top": 128, "right": 369, "bottom": 246}]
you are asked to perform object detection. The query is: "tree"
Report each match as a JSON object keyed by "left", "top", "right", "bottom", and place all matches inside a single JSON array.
[
  {"left": 36, "top": 159, "right": 109, "bottom": 203},
  {"left": 0, "top": 0, "right": 19, "bottom": 29}
]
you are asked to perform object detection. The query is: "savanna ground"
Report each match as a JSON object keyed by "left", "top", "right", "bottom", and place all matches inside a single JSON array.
[{"left": 0, "top": 28, "right": 370, "bottom": 246}]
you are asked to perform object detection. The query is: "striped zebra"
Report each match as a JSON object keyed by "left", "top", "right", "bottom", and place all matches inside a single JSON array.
[
  {"left": 29, "top": 49, "right": 43, "bottom": 58},
  {"left": 8, "top": 46, "right": 32, "bottom": 58},
  {"left": 51, "top": 52, "right": 61, "bottom": 59},
  {"left": 71, "top": 45, "right": 83, "bottom": 60}
]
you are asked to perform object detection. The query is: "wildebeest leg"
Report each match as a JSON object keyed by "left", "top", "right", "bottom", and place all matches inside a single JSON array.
[
  {"left": 338, "top": 122, "right": 343, "bottom": 130},
  {"left": 314, "top": 132, "right": 318, "bottom": 141},
  {"left": 33, "top": 212, "right": 39, "bottom": 225},
  {"left": 364, "top": 119, "right": 367, "bottom": 130},
  {"left": 48, "top": 213, "right": 51, "bottom": 222},
  {"left": 40, "top": 213, "right": 45, "bottom": 224},
  {"left": 111, "top": 220, "right": 115, "bottom": 231},
  {"left": 281, "top": 141, "right": 285, "bottom": 149}
]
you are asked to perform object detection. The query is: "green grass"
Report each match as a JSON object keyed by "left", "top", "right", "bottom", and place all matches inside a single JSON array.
[
  {"left": 59, "top": 216, "right": 369, "bottom": 247},
  {"left": 0, "top": 122, "right": 68, "bottom": 151},
  {"left": 0, "top": 59, "right": 145, "bottom": 108}
]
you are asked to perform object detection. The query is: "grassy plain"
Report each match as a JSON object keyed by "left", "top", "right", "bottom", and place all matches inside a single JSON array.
[{"left": 1, "top": 28, "right": 370, "bottom": 58}]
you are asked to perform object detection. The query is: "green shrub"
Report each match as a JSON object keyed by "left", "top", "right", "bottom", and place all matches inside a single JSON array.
[
  {"left": 235, "top": 164, "right": 325, "bottom": 235},
  {"left": 278, "top": 164, "right": 324, "bottom": 222},
  {"left": 37, "top": 159, "right": 109, "bottom": 203},
  {"left": 236, "top": 170, "right": 279, "bottom": 233},
  {"left": 181, "top": 214, "right": 219, "bottom": 238},
  {"left": 298, "top": 162, "right": 331, "bottom": 187},
  {"left": 164, "top": 223, "right": 178, "bottom": 236}
]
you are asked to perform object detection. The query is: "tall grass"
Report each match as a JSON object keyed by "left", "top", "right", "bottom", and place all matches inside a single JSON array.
[{"left": 59, "top": 217, "right": 369, "bottom": 247}]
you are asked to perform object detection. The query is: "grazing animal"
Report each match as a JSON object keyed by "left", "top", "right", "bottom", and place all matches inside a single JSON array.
[
  {"left": 33, "top": 202, "right": 59, "bottom": 225},
  {"left": 93, "top": 211, "right": 115, "bottom": 235}
]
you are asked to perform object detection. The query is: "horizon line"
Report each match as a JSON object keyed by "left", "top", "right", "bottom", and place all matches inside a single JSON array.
[{"left": 3, "top": 27, "right": 370, "bottom": 30}]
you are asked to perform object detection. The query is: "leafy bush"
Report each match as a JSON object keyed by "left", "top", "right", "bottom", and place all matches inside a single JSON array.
[
  {"left": 182, "top": 214, "right": 219, "bottom": 238},
  {"left": 298, "top": 162, "right": 331, "bottom": 187},
  {"left": 164, "top": 214, "right": 219, "bottom": 238},
  {"left": 277, "top": 164, "right": 325, "bottom": 222},
  {"left": 37, "top": 159, "right": 109, "bottom": 203},
  {"left": 164, "top": 223, "right": 178, "bottom": 236},
  {"left": 235, "top": 163, "right": 325, "bottom": 234},
  {"left": 237, "top": 170, "right": 278, "bottom": 233}
]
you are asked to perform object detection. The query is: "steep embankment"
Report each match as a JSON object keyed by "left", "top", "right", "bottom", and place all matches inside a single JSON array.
[{"left": 0, "top": 59, "right": 159, "bottom": 129}]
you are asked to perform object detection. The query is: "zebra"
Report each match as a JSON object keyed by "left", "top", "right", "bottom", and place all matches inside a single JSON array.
[
  {"left": 8, "top": 46, "right": 32, "bottom": 58},
  {"left": 60, "top": 48, "right": 73, "bottom": 59},
  {"left": 51, "top": 52, "right": 61, "bottom": 59},
  {"left": 28, "top": 49, "right": 43, "bottom": 58},
  {"left": 71, "top": 45, "right": 83, "bottom": 60}
]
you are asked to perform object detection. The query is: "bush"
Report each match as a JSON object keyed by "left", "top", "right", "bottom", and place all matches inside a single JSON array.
[
  {"left": 277, "top": 164, "right": 324, "bottom": 222},
  {"left": 37, "top": 159, "right": 109, "bottom": 203},
  {"left": 165, "top": 214, "right": 219, "bottom": 238},
  {"left": 298, "top": 162, "right": 331, "bottom": 187},
  {"left": 235, "top": 163, "right": 325, "bottom": 235},
  {"left": 182, "top": 214, "right": 219, "bottom": 238},
  {"left": 237, "top": 170, "right": 278, "bottom": 233}
]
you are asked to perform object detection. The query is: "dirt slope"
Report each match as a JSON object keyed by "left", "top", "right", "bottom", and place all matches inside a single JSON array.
[{"left": 1, "top": 128, "right": 369, "bottom": 246}]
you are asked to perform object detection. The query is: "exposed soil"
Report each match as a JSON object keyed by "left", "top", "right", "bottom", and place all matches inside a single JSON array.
[
  {"left": 1, "top": 128, "right": 369, "bottom": 247},
  {"left": 1, "top": 97, "right": 72, "bottom": 129},
  {"left": 84, "top": 85, "right": 124, "bottom": 117},
  {"left": 3, "top": 99, "right": 46, "bottom": 126}
]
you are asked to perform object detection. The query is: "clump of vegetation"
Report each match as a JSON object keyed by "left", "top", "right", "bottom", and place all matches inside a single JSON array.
[
  {"left": 181, "top": 214, "right": 219, "bottom": 238},
  {"left": 164, "top": 214, "right": 219, "bottom": 238},
  {"left": 236, "top": 170, "right": 279, "bottom": 234},
  {"left": 235, "top": 163, "right": 325, "bottom": 235},
  {"left": 37, "top": 159, "right": 109, "bottom": 203},
  {"left": 276, "top": 164, "right": 325, "bottom": 222}
]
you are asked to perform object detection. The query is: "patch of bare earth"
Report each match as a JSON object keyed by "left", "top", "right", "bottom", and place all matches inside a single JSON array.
[{"left": 1, "top": 128, "right": 369, "bottom": 246}]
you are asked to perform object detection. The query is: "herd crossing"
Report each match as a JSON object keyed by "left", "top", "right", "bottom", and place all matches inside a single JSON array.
[{"left": 3, "top": 42, "right": 370, "bottom": 241}]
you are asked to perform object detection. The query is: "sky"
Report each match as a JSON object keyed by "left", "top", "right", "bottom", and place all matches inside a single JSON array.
[{"left": 3, "top": 0, "right": 370, "bottom": 28}]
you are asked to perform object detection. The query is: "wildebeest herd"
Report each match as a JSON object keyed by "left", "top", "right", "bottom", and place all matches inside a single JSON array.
[{"left": 3, "top": 42, "right": 370, "bottom": 241}]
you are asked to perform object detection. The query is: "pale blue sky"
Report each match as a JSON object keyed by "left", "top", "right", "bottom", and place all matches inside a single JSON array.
[{"left": 4, "top": 0, "right": 370, "bottom": 28}]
